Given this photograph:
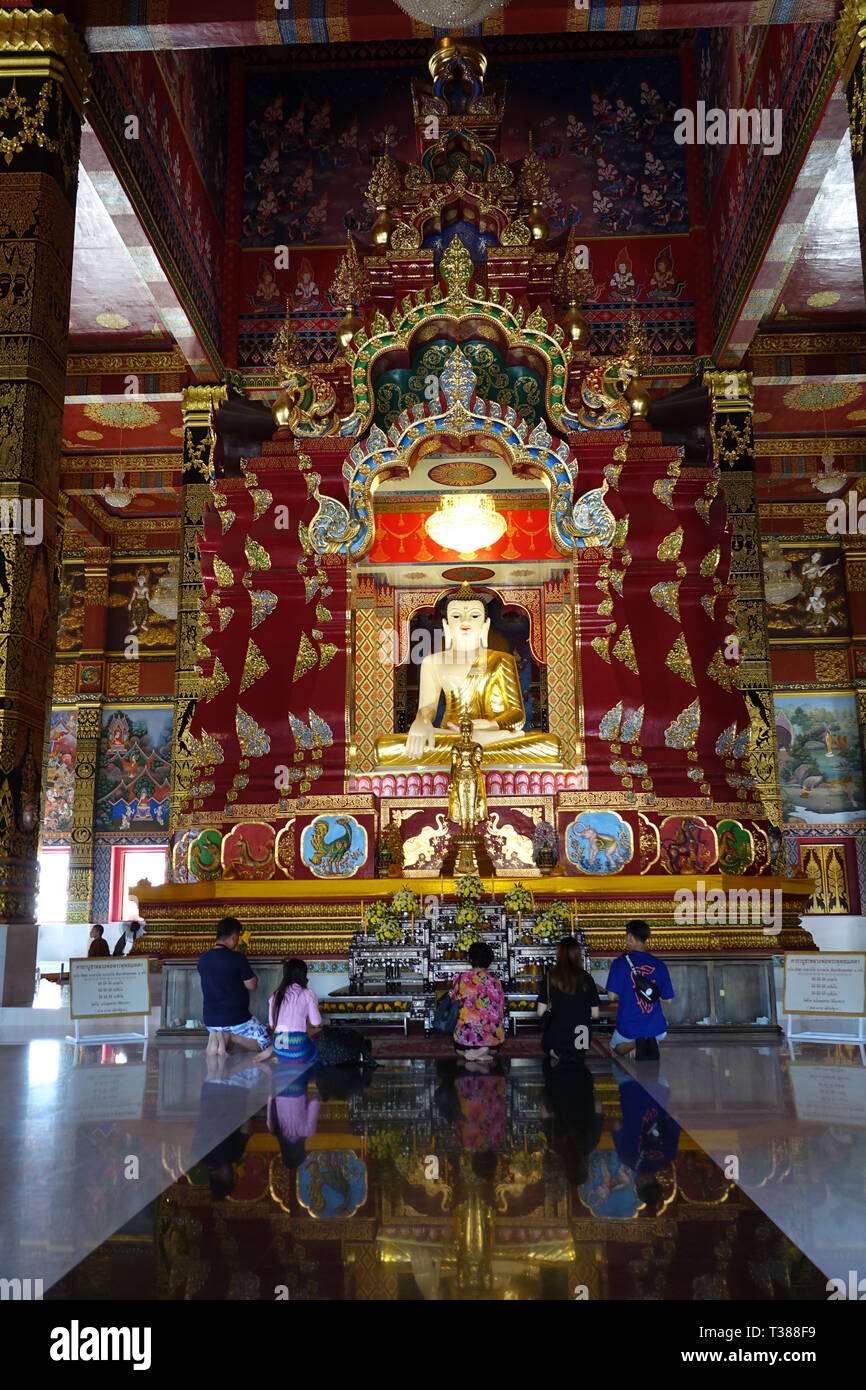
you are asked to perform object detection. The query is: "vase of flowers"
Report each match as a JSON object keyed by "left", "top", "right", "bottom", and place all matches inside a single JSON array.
[
  {"left": 366, "top": 899, "right": 402, "bottom": 943},
  {"left": 532, "top": 910, "right": 560, "bottom": 943},
  {"left": 454, "top": 873, "right": 483, "bottom": 904},
  {"left": 533, "top": 821, "right": 559, "bottom": 874},
  {"left": 454, "top": 907, "right": 483, "bottom": 954},
  {"left": 391, "top": 886, "right": 419, "bottom": 931}
]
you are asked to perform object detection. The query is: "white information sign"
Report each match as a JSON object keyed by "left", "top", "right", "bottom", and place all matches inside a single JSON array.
[
  {"left": 69, "top": 956, "right": 151, "bottom": 1020},
  {"left": 783, "top": 952, "right": 866, "bottom": 1018}
]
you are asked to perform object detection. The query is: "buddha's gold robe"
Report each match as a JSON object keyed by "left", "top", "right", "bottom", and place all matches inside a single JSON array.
[{"left": 374, "top": 649, "right": 561, "bottom": 767}]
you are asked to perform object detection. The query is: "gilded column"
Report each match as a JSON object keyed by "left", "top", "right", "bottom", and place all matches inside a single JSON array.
[
  {"left": 66, "top": 701, "right": 101, "bottom": 921},
  {"left": 349, "top": 576, "right": 394, "bottom": 770},
  {"left": 168, "top": 386, "right": 225, "bottom": 837},
  {"left": 704, "top": 369, "right": 782, "bottom": 830},
  {"left": 0, "top": 12, "right": 88, "bottom": 999},
  {"left": 545, "top": 572, "right": 580, "bottom": 767},
  {"left": 836, "top": 0, "right": 866, "bottom": 285}
]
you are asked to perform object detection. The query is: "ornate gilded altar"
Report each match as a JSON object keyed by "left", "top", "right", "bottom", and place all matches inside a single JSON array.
[{"left": 137, "top": 39, "right": 813, "bottom": 977}]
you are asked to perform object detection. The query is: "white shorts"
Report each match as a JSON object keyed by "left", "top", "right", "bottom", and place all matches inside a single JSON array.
[
  {"left": 206, "top": 1018, "right": 271, "bottom": 1050},
  {"left": 611, "top": 1028, "right": 667, "bottom": 1048}
]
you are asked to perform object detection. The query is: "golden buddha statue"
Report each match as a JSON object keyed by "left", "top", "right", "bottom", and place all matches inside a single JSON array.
[
  {"left": 449, "top": 717, "right": 487, "bottom": 832},
  {"left": 374, "top": 583, "right": 561, "bottom": 767}
]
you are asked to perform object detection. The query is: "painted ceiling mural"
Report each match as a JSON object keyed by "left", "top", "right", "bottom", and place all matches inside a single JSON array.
[
  {"left": 241, "top": 54, "right": 688, "bottom": 246},
  {"left": 90, "top": 51, "right": 226, "bottom": 354},
  {"left": 157, "top": 49, "right": 229, "bottom": 224},
  {"left": 237, "top": 51, "right": 697, "bottom": 371},
  {"left": 705, "top": 22, "right": 834, "bottom": 345}
]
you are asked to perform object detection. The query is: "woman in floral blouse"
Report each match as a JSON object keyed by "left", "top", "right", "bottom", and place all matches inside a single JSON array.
[{"left": 449, "top": 941, "right": 506, "bottom": 1063}]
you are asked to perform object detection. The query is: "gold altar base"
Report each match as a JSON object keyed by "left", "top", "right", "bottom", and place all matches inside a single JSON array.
[{"left": 133, "top": 874, "right": 816, "bottom": 960}]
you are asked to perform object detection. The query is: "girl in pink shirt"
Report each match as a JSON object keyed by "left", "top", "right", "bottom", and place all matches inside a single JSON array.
[{"left": 269, "top": 959, "right": 322, "bottom": 1064}]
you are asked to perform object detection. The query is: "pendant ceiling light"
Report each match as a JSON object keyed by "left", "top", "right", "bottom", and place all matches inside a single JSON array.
[
  {"left": 811, "top": 408, "right": 847, "bottom": 494},
  {"left": 99, "top": 461, "right": 135, "bottom": 510},
  {"left": 424, "top": 493, "right": 506, "bottom": 558},
  {"left": 393, "top": 0, "right": 509, "bottom": 26}
]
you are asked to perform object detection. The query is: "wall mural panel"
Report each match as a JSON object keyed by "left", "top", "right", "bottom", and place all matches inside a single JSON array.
[
  {"left": 107, "top": 559, "right": 179, "bottom": 653},
  {"left": 774, "top": 692, "right": 866, "bottom": 825},
  {"left": 95, "top": 707, "right": 174, "bottom": 832},
  {"left": 764, "top": 545, "right": 849, "bottom": 639},
  {"left": 56, "top": 563, "right": 85, "bottom": 655},
  {"left": 43, "top": 709, "right": 78, "bottom": 835}
]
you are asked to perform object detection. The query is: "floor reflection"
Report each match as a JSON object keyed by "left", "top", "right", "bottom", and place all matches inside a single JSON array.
[{"left": 49, "top": 1057, "right": 829, "bottom": 1301}]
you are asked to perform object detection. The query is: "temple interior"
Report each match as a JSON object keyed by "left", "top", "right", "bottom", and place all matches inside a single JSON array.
[{"left": 0, "top": 0, "right": 865, "bottom": 1312}]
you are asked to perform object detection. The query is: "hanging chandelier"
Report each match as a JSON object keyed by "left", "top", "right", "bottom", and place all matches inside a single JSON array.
[
  {"left": 99, "top": 462, "right": 135, "bottom": 509},
  {"left": 763, "top": 539, "right": 802, "bottom": 606},
  {"left": 811, "top": 443, "right": 847, "bottom": 495},
  {"left": 424, "top": 493, "right": 506, "bottom": 557},
  {"left": 811, "top": 405, "right": 847, "bottom": 494},
  {"left": 393, "top": 0, "right": 509, "bottom": 24}
]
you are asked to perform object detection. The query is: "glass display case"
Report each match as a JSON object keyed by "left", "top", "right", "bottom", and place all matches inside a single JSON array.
[{"left": 160, "top": 958, "right": 284, "bottom": 1033}]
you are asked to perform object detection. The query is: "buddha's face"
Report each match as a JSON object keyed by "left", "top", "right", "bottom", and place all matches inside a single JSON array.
[{"left": 444, "top": 600, "right": 489, "bottom": 654}]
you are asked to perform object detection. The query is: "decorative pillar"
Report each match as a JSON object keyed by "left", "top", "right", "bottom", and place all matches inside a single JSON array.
[
  {"left": 836, "top": 0, "right": 866, "bottom": 285},
  {"left": 349, "top": 575, "right": 394, "bottom": 771},
  {"left": 168, "top": 386, "right": 225, "bottom": 838},
  {"left": 545, "top": 571, "right": 580, "bottom": 767},
  {"left": 0, "top": 12, "right": 88, "bottom": 1000},
  {"left": 66, "top": 701, "right": 101, "bottom": 921},
  {"left": 704, "top": 369, "right": 782, "bottom": 831}
]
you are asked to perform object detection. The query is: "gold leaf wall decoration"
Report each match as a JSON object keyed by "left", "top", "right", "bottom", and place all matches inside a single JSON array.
[
  {"left": 612, "top": 625, "right": 639, "bottom": 674},
  {"left": 665, "top": 632, "right": 695, "bottom": 686}
]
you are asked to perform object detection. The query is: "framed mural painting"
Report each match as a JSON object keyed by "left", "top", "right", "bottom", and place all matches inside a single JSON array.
[
  {"left": 774, "top": 692, "right": 866, "bottom": 825},
  {"left": 94, "top": 706, "right": 174, "bottom": 832}
]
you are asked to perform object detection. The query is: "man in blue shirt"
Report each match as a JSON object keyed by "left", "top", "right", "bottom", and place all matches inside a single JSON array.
[
  {"left": 604, "top": 920, "right": 674, "bottom": 1059},
  {"left": 197, "top": 916, "right": 274, "bottom": 1061}
]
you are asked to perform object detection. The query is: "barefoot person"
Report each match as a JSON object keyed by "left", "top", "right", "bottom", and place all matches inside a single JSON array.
[{"left": 197, "top": 916, "right": 274, "bottom": 1062}]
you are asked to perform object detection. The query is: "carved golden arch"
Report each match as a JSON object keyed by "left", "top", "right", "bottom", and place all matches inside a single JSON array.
[{"left": 309, "top": 345, "right": 616, "bottom": 558}]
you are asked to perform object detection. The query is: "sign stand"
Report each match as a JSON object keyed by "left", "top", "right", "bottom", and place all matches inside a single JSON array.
[
  {"left": 65, "top": 956, "right": 152, "bottom": 1058},
  {"left": 782, "top": 951, "right": 866, "bottom": 1060},
  {"left": 67, "top": 1015, "right": 149, "bottom": 1050}
]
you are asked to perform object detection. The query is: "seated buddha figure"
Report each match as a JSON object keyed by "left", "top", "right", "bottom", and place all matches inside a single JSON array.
[{"left": 375, "top": 583, "right": 561, "bottom": 767}]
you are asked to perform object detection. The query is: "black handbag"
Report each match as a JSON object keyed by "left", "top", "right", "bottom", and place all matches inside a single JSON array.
[
  {"left": 625, "top": 953, "right": 661, "bottom": 1005},
  {"left": 432, "top": 989, "right": 460, "bottom": 1034}
]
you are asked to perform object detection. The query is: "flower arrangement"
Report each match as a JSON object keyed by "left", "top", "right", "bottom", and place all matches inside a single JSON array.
[
  {"left": 455, "top": 921, "right": 483, "bottom": 953},
  {"left": 455, "top": 904, "right": 481, "bottom": 929},
  {"left": 549, "top": 900, "right": 572, "bottom": 926},
  {"left": 532, "top": 911, "right": 561, "bottom": 942},
  {"left": 365, "top": 898, "right": 403, "bottom": 942},
  {"left": 391, "top": 886, "right": 419, "bottom": 916},
  {"left": 455, "top": 874, "right": 483, "bottom": 903},
  {"left": 503, "top": 883, "right": 533, "bottom": 914}
]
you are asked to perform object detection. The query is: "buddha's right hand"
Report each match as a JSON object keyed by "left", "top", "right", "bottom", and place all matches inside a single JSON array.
[{"left": 406, "top": 719, "right": 436, "bottom": 759}]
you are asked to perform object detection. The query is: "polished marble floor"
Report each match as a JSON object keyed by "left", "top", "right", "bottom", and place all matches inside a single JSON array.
[{"left": 1, "top": 1036, "right": 863, "bottom": 1300}]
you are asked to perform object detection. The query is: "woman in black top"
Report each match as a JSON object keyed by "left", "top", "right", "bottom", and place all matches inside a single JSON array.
[{"left": 537, "top": 937, "right": 600, "bottom": 1063}]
